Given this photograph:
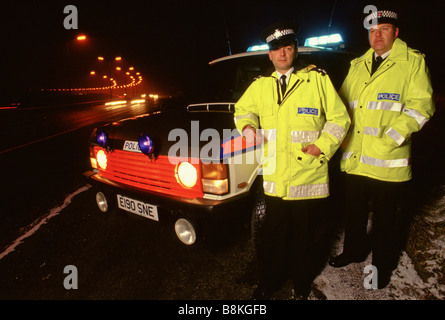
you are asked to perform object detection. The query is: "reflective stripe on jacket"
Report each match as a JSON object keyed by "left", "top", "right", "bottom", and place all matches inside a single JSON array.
[
  {"left": 339, "top": 38, "right": 435, "bottom": 182},
  {"left": 234, "top": 67, "right": 350, "bottom": 200}
]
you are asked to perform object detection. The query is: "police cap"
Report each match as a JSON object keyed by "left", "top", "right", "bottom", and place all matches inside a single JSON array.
[
  {"left": 260, "top": 22, "right": 299, "bottom": 50},
  {"left": 364, "top": 6, "right": 399, "bottom": 29}
]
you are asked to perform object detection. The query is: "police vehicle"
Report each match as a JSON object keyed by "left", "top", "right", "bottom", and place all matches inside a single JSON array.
[{"left": 84, "top": 34, "right": 354, "bottom": 247}]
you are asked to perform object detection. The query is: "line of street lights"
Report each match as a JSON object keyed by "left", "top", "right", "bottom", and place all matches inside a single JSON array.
[
  {"left": 91, "top": 55, "right": 143, "bottom": 97},
  {"left": 47, "top": 34, "right": 144, "bottom": 96}
]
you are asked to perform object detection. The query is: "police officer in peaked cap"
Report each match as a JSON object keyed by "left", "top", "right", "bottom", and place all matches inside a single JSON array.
[
  {"left": 330, "top": 4, "right": 435, "bottom": 290},
  {"left": 235, "top": 21, "right": 350, "bottom": 299}
]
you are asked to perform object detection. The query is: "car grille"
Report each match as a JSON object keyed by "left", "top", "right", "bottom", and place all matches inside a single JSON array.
[{"left": 95, "top": 147, "right": 204, "bottom": 199}]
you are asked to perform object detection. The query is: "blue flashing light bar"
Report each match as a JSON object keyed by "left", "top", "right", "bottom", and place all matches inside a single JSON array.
[
  {"left": 246, "top": 44, "right": 269, "bottom": 52},
  {"left": 304, "top": 33, "right": 343, "bottom": 48}
]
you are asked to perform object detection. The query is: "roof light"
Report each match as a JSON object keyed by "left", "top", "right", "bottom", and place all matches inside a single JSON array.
[
  {"left": 246, "top": 44, "right": 269, "bottom": 52},
  {"left": 304, "top": 33, "right": 343, "bottom": 48}
]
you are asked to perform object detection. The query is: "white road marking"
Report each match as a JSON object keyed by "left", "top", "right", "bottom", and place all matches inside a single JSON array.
[
  {"left": 0, "top": 126, "right": 83, "bottom": 155},
  {"left": 0, "top": 184, "right": 91, "bottom": 260}
]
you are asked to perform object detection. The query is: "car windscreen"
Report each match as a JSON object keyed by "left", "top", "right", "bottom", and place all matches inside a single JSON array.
[
  {"left": 166, "top": 49, "right": 356, "bottom": 108},
  {"left": 196, "top": 50, "right": 355, "bottom": 102}
]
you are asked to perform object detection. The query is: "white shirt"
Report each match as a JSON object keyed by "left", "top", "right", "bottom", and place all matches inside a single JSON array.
[
  {"left": 375, "top": 50, "right": 391, "bottom": 61},
  {"left": 276, "top": 67, "right": 294, "bottom": 85}
]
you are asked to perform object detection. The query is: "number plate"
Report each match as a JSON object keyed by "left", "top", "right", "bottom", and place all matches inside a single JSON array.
[{"left": 117, "top": 194, "right": 159, "bottom": 221}]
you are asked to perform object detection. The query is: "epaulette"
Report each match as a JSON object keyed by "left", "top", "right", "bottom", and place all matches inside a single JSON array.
[
  {"left": 304, "top": 64, "right": 327, "bottom": 76},
  {"left": 253, "top": 75, "right": 262, "bottom": 81},
  {"left": 411, "top": 49, "right": 423, "bottom": 56}
]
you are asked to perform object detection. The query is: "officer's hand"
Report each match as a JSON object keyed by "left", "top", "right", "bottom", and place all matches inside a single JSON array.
[
  {"left": 302, "top": 144, "right": 322, "bottom": 157},
  {"left": 242, "top": 125, "right": 257, "bottom": 144}
]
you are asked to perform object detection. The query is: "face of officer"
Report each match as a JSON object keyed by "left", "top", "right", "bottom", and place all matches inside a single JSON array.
[
  {"left": 268, "top": 43, "right": 297, "bottom": 73},
  {"left": 369, "top": 23, "right": 399, "bottom": 56}
]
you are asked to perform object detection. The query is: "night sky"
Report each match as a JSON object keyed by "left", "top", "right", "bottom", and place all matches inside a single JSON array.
[{"left": 0, "top": 0, "right": 443, "bottom": 103}]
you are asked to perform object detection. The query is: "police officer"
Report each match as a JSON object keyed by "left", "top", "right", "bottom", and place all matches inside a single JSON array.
[
  {"left": 329, "top": 6, "right": 435, "bottom": 289},
  {"left": 235, "top": 22, "right": 350, "bottom": 299}
]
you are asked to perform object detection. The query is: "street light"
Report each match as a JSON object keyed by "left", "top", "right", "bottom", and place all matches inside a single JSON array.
[
  {"left": 96, "top": 56, "right": 124, "bottom": 98},
  {"left": 66, "top": 34, "right": 89, "bottom": 94}
]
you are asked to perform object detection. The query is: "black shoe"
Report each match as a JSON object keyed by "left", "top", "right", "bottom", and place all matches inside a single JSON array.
[
  {"left": 328, "top": 253, "right": 366, "bottom": 268},
  {"left": 377, "top": 277, "right": 391, "bottom": 289},
  {"left": 376, "top": 268, "right": 392, "bottom": 289}
]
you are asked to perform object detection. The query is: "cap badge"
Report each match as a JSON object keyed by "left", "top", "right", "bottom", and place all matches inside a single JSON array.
[{"left": 266, "top": 28, "right": 294, "bottom": 43}]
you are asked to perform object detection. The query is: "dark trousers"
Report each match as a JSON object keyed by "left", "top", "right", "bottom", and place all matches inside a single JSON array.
[
  {"left": 342, "top": 174, "right": 411, "bottom": 279},
  {"left": 260, "top": 195, "right": 326, "bottom": 293}
]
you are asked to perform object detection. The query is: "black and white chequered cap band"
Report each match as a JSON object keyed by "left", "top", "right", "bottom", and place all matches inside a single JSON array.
[
  {"left": 265, "top": 29, "right": 295, "bottom": 43},
  {"left": 366, "top": 10, "right": 398, "bottom": 21}
]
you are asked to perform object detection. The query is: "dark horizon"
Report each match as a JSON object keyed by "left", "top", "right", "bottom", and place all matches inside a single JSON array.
[{"left": 1, "top": 0, "right": 443, "bottom": 104}]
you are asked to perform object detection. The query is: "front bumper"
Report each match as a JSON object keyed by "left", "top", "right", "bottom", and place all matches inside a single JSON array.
[{"left": 85, "top": 171, "right": 253, "bottom": 222}]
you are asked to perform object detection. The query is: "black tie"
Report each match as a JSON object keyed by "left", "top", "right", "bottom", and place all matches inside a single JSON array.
[
  {"left": 280, "top": 75, "right": 287, "bottom": 95},
  {"left": 371, "top": 55, "right": 384, "bottom": 75}
]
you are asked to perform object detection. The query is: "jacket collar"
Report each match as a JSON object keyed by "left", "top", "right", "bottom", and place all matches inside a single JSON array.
[
  {"left": 357, "top": 38, "right": 408, "bottom": 64},
  {"left": 270, "top": 68, "right": 304, "bottom": 105},
  {"left": 271, "top": 67, "right": 306, "bottom": 84}
]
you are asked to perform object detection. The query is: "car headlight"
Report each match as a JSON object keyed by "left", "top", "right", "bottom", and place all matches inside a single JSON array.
[
  {"left": 201, "top": 162, "right": 228, "bottom": 195},
  {"left": 96, "top": 149, "right": 108, "bottom": 170},
  {"left": 176, "top": 162, "right": 198, "bottom": 188}
]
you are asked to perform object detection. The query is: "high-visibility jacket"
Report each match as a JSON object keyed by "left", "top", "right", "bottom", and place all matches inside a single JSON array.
[
  {"left": 234, "top": 67, "right": 350, "bottom": 200},
  {"left": 339, "top": 38, "right": 435, "bottom": 182}
]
